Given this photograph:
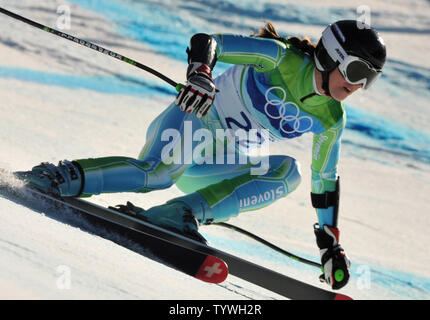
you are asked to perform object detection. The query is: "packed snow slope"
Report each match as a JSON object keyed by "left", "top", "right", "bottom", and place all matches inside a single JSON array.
[{"left": 0, "top": 0, "right": 429, "bottom": 299}]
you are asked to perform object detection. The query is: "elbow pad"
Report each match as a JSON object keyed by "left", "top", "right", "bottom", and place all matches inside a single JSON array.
[{"left": 187, "top": 33, "right": 217, "bottom": 70}]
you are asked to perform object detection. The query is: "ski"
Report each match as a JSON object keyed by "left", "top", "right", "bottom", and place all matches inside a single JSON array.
[
  {"left": 0, "top": 174, "right": 351, "bottom": 299},
  {"left": 0, "top": 178, "right": 228, "bottom": 285},
  {"left": 76, "top": 196, "right": 352, "bottom": 300}
]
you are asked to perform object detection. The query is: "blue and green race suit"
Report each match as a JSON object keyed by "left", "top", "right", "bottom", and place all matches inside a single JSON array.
[{"left": 74, "top": 34, "right": 345, "bottom": 227}]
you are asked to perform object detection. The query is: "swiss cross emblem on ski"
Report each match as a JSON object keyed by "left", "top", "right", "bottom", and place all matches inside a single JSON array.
[{"left": 196, "top": 256, "right": 228, "bottom": 283}]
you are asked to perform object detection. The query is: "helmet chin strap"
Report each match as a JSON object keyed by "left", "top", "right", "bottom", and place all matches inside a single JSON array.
[{"left": 321, "top": 70, "right": 332, "bottom": 97}]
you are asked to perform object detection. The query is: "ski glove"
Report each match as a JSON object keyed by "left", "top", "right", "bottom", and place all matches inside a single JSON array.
[
  {"left": 314, "top": 224, "right": 351, "bottom": 290},
  {"left": 175, "top": 62, "right": 216, "bottom": 118}
]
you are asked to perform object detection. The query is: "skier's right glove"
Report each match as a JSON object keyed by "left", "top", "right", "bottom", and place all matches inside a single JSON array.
[
  {"left": 314, "top": 224, "right": 351, "bottom": 290},
  {"left": 175, "top": 62, "right": 216, "bottom": 118}
]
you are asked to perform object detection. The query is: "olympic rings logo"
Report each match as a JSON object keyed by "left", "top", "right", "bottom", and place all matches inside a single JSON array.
[{"left": 264, "top": 87, "right": 313, "bottom": 134}]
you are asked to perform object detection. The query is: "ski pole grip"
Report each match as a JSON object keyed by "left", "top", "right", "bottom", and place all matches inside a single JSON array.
[
  {"left": 334, "top": 268, "right": 345, "bottom": 283},
  {"left": 175, "top": 83, "right": 184, "bottom": 92}
]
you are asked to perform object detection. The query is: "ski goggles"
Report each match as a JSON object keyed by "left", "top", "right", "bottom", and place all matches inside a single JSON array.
[{"left": 338, "top": 55, "right": 382, "bottom": 89}]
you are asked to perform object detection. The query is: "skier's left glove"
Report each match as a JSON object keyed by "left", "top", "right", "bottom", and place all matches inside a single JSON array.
[
  {"left": 175, "top": 62, "right": 216, "bottom": 118},
  {"left": 314, "top": 224, "right": 351, "bottom": 290}
]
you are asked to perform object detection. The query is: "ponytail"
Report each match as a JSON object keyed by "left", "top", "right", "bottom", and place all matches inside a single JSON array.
[{"left": 252, "top": 21, "right": 316, "bottom": 57}]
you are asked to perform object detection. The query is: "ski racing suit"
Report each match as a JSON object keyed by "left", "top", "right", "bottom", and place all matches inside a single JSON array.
[{"left": 73, "top": 34, "right": 345, "bottom": 228}]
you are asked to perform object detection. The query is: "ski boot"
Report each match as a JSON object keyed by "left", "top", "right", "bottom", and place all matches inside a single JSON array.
[
  {"left": 14, "top": 160, "right": 83, "bottom": 197},
  {"left": 110, "top": 192, "right": 213, "bottom": 244}
]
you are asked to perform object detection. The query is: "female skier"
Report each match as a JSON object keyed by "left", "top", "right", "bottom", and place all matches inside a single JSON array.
[{"left": 16, "top": 20, "right": 386, "bottom": 290}]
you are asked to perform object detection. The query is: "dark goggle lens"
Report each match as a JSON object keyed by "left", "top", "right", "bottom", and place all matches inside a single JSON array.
[{"left": 345, "top": 60, "right": 381, "bottom": 88}]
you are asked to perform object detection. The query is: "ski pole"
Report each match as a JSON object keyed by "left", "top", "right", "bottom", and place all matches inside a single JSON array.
[
  {"left": 0, "top": 7, "right": 184, "bottom": 91},
  {"left": 214, "top": 222, "right": 322, "bottom": 269}
]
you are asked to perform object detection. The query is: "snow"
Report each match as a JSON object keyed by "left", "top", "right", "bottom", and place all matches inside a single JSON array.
[{"left": 0, "top": 0, "right": 429, "bottom": 300}]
